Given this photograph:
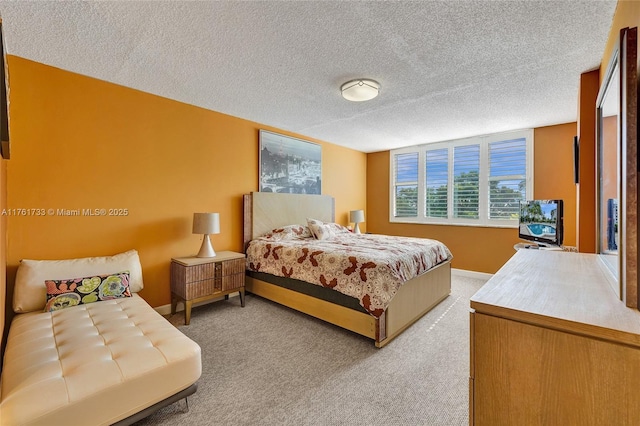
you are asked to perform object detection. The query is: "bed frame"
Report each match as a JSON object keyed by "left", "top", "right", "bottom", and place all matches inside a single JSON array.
[{"left": 242, "top": 192, "right": 451, "bottom": 348}]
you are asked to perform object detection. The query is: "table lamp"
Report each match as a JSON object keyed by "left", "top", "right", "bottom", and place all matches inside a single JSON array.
[
  {"left": 193, "top": 212, "right": 220, "bottom": 257},
  {"left": 349, "top": 209, "right": 365, "bottom": 234}
]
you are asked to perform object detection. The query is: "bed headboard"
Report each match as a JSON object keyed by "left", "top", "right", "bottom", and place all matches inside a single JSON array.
[{"left": 243, "top": 192, "right": 334, "bottom": 248}]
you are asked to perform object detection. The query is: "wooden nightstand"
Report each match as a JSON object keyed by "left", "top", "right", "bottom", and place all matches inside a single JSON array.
[{"left": 170, "top": 251, "right": 245, "bottom": 325}]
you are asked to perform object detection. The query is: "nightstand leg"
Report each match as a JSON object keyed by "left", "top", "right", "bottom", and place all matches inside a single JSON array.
[
  {"left": 171, "top": 295, "right": 178, "bottom": 315},
  {"left": 239, "top": 289, "right": 245, "bottom": 307},
  {"left": 185, "top": 300, "right": 193, "bottom": 325}
]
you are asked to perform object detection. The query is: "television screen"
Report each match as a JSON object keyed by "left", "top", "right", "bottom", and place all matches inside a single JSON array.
[{"left": 518, "top": 200, "right": 564, "bottom": 247}]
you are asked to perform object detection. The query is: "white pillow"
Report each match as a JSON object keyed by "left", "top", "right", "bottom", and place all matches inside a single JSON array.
[
  {"left": 14, "top": 249, "right": 144, "bottom": 313},
  {"left": 307, "top": 218, "right": 335, "bottom": 240}
]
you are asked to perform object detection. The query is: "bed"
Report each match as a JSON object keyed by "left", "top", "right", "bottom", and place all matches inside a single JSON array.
[{"left": 242, "top": 192, "right": 452, "bottom": 347}]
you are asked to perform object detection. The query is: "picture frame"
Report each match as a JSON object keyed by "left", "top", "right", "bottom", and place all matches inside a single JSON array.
[{"left": 259, "top": 130, "right": 322, "bottom": 194}]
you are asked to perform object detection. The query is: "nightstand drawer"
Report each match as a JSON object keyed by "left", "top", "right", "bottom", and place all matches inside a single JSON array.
[
  {"left": 217, "top": 258, "right": 245, "bottom": 276},
  {"left": 220, "top": 272, "right": 244, "bottom": 291},
  {"left": 171, "top": 261, "right": 215, "bottom": 283},
  {"left": 183, "top": 278, "right": 221, "bottom": 299}
]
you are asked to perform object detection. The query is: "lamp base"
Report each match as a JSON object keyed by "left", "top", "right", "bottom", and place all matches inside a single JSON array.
[
  {"left": 196, "top": 234, "right": 216, "bottom": 258},
  {"left": 354, "top": 223, "right": 361, "bottom": 234}
]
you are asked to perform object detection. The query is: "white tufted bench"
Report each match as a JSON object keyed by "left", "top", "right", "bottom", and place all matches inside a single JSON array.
[{"left": 0, "top": 250, "right": 202, "bottom": 425}]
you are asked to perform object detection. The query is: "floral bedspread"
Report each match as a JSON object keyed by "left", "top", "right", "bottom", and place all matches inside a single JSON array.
[{"left": 246, "top": 233, "right": 452, "bottom": 318}]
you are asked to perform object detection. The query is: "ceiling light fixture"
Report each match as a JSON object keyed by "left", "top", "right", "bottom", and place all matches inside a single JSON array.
[{"left": 341, "top": 79, "right": 380, "bottom": 102}]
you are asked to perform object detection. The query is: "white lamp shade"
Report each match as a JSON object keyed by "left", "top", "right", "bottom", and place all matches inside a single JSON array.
[
  {"left": 193, "top": 213, "right": 220, "bottom": 235},
  {"left": 341, "top": 79, "right": 380, "bottom": 102},
  {"left": 350, "top": 210, "right": 365, "bottom": 223}
]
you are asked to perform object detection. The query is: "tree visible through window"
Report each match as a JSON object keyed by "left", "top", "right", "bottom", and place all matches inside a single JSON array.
[
  {"left": 394, "top": 152, "right": 418, "bottom": 217},
  {"left": 453, "top": 145, "right": 480, "bottom": 219},
  {"left": 488, "top": 138, "right": 527, "bottom": 219},
  {"left": 391, "top": 130, "right": 532, "bottom": 227},
  {"left": 425, "top": 149, "right": 447, "bottom": 218}
]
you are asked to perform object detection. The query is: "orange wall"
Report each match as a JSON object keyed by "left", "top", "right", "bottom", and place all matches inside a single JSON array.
[
  {"left": 576, "top": 69, "right": 599, "bottom": 253},
  {"left": 367, "top": 122, "right": 577, "bottom": 274},
  {"left": 533, "top": 123, "right": 578, "bottom": 248},
  {"left": 5, "top": 56, "right": 366, "bottom": 309},
  {"left": 599, "top": 115, "right": 619, "bottom": 249}
]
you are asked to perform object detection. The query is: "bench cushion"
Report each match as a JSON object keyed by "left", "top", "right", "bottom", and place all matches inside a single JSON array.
[
  {"left": 0, "top": 294, "right": 201, "bottom": 426},
  {"left": 14, "top": 249, "right": 144, "bottom": 314}
]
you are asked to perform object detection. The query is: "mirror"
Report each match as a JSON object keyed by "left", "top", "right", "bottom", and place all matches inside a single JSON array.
[
  {"left": 596, "top": 27, "right": 638, "bottom": 307},
  {"left": 596, "top": 50, "right": 620, "bottom": 290}
]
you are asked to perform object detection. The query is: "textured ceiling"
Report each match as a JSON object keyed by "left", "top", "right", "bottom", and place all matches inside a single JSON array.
[{"left": 0, "top": 1, "right": 617, "bottom": 153}]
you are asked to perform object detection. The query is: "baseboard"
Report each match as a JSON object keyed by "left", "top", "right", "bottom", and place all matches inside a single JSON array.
[
  {"left": 155, "top": 304, "right": 174, "bottom": 316},
  {"left": 451, "top": 268, "right": 493, "bottom": 281},
  {"left": 155, "top": 293, "right": 240, "bottom": 316}
]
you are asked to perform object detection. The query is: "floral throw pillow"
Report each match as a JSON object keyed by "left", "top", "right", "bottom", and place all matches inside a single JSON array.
[
  {"left": 327, "top": 222, "right": 351, "bottom": 234},
  {"left": 44, "top": 271, "right": 132, "bottom": 312},
  {"left": 261, "top": 224, "right": 313, "bottom": 241},
  {"left": 307, "top": 218, "right": 335, "bottom": 240}
]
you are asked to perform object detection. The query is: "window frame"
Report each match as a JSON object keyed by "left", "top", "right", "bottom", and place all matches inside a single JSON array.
[
  {"left": 392, "top": 152, "right": 420, "bottom": 218},
  {"left": 389, "top": 129, "right": 534, "bottom": 228}
]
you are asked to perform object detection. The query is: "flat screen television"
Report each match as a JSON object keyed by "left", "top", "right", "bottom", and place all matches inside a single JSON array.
[{"left": 518, "top": 200, "right": 564, "bottom": 247}]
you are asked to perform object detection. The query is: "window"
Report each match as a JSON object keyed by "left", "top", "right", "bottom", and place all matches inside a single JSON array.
[
  {"left": 425, "top": 149, "right": 448, "bottom": 218},
  {"left": 390, "top": 130, "right": 533, "bottom": 227},
  {"left": 488, "top": 138, "right": 527, "bottom": 220},
  {"left": 393, "top": 152, "right": 418, "bottom": 217},
  {"left": 453, "top": 144, "right": 480, "bottom": 219}
]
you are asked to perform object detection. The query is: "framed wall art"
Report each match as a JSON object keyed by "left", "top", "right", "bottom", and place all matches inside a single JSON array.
[{"left": 259, "top": 130, "right": 322, "bottom": 194}]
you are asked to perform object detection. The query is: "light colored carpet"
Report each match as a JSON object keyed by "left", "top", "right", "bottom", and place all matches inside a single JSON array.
[{"left": 134, "top": 275, "right": 487, "bottom": 426}]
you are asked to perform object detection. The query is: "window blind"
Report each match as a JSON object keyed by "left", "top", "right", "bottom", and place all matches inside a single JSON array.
[
  {"left": 453, "top": 145, "right": 480, "bottom": 219},
  {"left": 488, "top": 138, "right": 527, "bottom": 220},
  {"left": 389, "top": 129, "right": 532, "bottom": 227},
  {"left": 425, "top": 148, "right": 448, "bottom": 218},
  {"left": 394, "top": 152, "right": 418, "bottom": 217}
]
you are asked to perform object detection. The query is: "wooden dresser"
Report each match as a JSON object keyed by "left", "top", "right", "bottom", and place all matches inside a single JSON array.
[{"left": 470, "top": 250, "right": 640, "bottom": 425}]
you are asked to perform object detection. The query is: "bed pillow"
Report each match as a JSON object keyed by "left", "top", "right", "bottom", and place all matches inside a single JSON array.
[
  {"left": 261, "top": 225, "right": 313, "bottom": 241},
  {"left": 14, "top": 249, "right": 144, "bottom": 314},
  {"left": 307, "top": 218, "right": 336, "bottom": 240},
  {"left": 44, "top": 271, "right": 132, "bottom": 312},
  {"left": 328, "top": 222, "right": 351, "bottom": 234}
]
